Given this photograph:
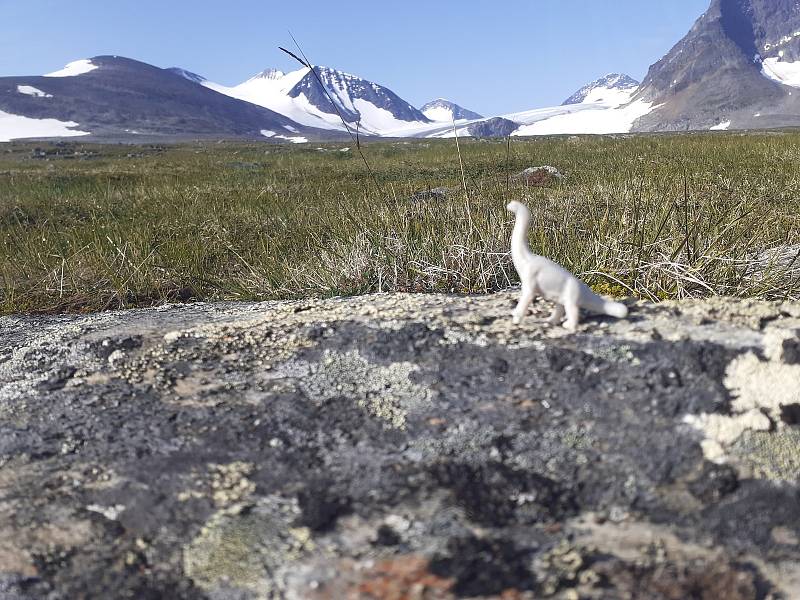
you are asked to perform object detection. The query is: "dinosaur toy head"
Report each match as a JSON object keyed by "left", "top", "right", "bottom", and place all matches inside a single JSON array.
[{"left": 506, "top": 200, "right": 530, "bottom": 216}]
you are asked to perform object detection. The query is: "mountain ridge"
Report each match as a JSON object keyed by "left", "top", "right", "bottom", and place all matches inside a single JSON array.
[{"left": 0, "top": 56, "right": 338, "bottom": 141}]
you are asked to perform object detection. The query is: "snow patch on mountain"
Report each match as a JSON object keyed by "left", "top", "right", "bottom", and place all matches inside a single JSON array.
[
  {"left": 45, "top": 59, "right": 98, "bottom": 78},
  {"left": 421, "top": 99, "right": 483, "bottom": 122},
  {"left": 710, "top": 120, "right": 732, "bottom": 131},
  {"left": 167, "top": 68, "right": 207, "bottom": 84},
  {"left": 261, "top": 129, "right": 306, "bottom": 143},
  {"left": 762, "top": 31, "right": 800, "bottom": 54},
  {"left": 415, "top": 90, "right": 657, "bottom": 139},
  {"left": 424, "top": 74, "right": 651, "bottom": 140},
  {"left": 423, "top": 105, "right": 457, "bottom": 122},
  {"left": 433, "top": 99, "right": 653, "bottom": 139},
  {"left": 761, "top": 57, "right": 800, "bottom": 88},
  {"left": 0, "top": 109, "right": 89, "bottom": 141},
  {"left": 562, "top": 73, "right": 640, "bottom": 107},
  {"left": 347, "top": 99, "right": 423, "bottom": 135},
  {"left": 579, "top": 85, "right": 638, "bottom": 107},
  {"left": 513, "top": 99, "right": 655, "bottom": 136},
  {"left": 17, "top": 85, "right": 52, "bottom": 98}
]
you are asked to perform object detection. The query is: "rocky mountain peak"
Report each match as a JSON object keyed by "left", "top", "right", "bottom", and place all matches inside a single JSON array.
[
  {"left": 251, "top": 68, "right": 286, "bottom": 81},
  {"left": 562, "top": 73, "right": 640, "bottom": 106},
  {"left": 286, "top": 65, "right": 429, "bottom": 127},
  {"left": 421, "top": 98, "right": 483, "bottom": 121}
]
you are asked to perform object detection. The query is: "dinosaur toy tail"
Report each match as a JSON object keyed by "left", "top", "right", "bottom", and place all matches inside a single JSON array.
[{"left": 602, "top": 300, "right": 629, "bottom": 319}]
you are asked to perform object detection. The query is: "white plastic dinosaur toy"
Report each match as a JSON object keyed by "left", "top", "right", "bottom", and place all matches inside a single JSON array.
[{"left": 507, "top": 200, "right": 628, "bottom": 331}]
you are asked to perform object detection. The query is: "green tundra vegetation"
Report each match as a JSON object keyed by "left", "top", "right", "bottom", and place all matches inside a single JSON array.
[{"left": 0, "top": 133, "right": 798, "bottom": 314}]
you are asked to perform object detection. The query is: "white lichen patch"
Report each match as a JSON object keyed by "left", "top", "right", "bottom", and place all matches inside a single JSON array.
[
  {"left": 0, "top": 313, "right": 116, "bottom": 411},
  {"left": 277, "top": 349, "right": 432, "bottom": 430},
  {"left": 684, "top": 411, "right": 772, "bottom": 462},
  {"left": 413, "top": 421, "right": 508, "bottom": 463},
  {"left": 725, "top": 332, "right": 800, "bottom": 418},
  {"left": 684, "top": 327, "right": 800, "bottom": 467},
  {"left": 589, "top": 343, "right": 641, "bottom": 365}
]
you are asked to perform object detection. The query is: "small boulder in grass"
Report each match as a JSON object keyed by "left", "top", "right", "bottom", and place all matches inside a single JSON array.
[
  {"left": 409, "top": 186, "right": 452, "bottom": 202},
  {"left": 513, "top": 166, "right": 564, "bottom": 187}
]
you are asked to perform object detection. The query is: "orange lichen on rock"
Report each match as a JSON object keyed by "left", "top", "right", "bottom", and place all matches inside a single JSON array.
[{"left": 357, "top": 555, "right": 455, "bottom": 600}]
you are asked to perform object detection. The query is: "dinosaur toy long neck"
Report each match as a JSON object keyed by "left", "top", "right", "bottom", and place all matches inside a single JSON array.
[{"left": 511, "top": 209, "right": 531, "bottom": 260}]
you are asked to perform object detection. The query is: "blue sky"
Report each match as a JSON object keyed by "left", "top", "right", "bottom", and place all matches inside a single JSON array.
[{"left": 0, "top": 0, "right": 709, "bottom": 115}]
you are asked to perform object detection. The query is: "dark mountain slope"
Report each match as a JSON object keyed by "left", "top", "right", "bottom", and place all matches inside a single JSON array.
[
  {"left": 633, "top": 0, "right": 800, "bottom": 131},
  {"left": 0, "top": 56, "right": 335, "bottom": 140}
]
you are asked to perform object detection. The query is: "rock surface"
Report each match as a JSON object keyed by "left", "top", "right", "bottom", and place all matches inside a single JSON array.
[
  {"left": 1, "top": 292, "right": 800, "bottom": 599},
  {"left": 512, "top": 166, "right": 564, "bottom": 187},
  {"left": 467, "top": 117, "right": 520, "bottom": 138}
]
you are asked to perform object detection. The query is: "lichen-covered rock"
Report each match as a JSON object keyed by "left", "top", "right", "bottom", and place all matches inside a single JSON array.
[
  {"left": 1, "top": 292, "right": 799, "bottom": 598},
  {"left": 512, "top": 165, "right": 564, "bottom": 187}
]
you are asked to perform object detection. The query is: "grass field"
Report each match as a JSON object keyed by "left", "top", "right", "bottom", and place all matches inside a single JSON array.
[{"left": 1, "top": 133, "right": 799, "bottom": 314}]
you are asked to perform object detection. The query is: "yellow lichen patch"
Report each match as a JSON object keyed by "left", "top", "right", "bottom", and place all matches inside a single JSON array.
[
  {"left": 210, "top": 462, "right": 256, "bottom": 508},
  {"left": 175, "top": 462, "right": 256, "bottom": 507},
  {"left": 731, "top": 430, "right": 800, "bottom": 483},
  {"left": 536, "top": 540, "right": 588, "bottom": 596},
  {"left": 183, "top": 498, "right": 312, "bottom": 598},
  {"left": 184, "top": 511, "right": 273, "bottom": 595}
]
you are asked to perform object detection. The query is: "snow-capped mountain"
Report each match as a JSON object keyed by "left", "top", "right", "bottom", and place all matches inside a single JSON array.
[
  {"left": 562, "top": 74, "right": 640, "bottom": 107},
  {"left": 428, "top": 97, "right": 655, "bottom": 140},
  {"left": 289, "top": 67, "right": 430, "bottom": 131},
  {"left": 0, "top": 56, "right": 336, "bottom": 142},
  {"left": 421, "top": 99, "right": 483, "bottom": 122},
  {"left": 633, "top": 0, "right": 800, "bottom": 131},
  {"left": 201, "top": 66, "right": 430, "bottom": 135},
  {"left": 415, "top": 72, "right": 651, "bottom": 140}
]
